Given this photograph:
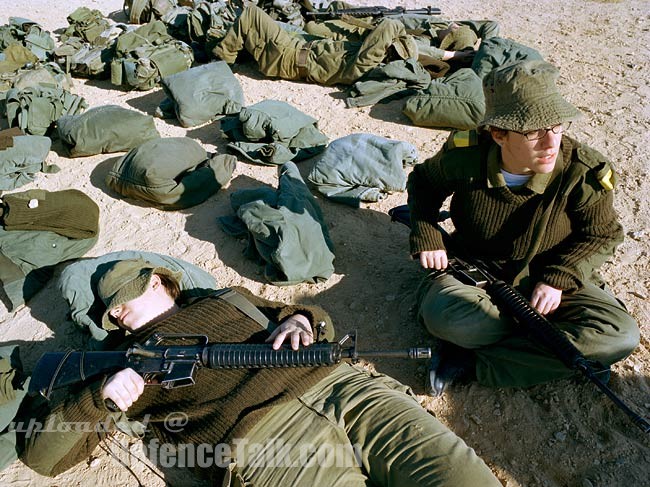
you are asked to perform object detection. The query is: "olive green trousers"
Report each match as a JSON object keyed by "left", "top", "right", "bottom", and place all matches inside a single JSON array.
[
  {"left": 417, "top": 274, "right": 640, "bottom": 387},
  {"left": 225, "top": 364, "right": 500, "bottom": 486},
  {"left": 212, "top": 6, "right": 416, "bottom": 85}
]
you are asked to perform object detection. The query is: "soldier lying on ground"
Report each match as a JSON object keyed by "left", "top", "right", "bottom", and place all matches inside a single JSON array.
[
  {"left": 212, "top": 5, "right": 476, "bottom": 85},
  {"left": 16, "top": 258, "right": 501, "bottom": 486}
]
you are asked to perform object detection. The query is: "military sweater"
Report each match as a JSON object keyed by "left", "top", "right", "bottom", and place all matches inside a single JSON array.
[
  {"left": 407, "top": 134, "right": 623, "bottom": 292},
  {"left": 22, "top": 288, "right": 334, "bottom": 478}
]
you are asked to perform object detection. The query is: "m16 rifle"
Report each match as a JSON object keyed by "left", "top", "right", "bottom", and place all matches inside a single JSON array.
[
  {"left": 304, "top": 5, "right": 442, "bottom": 20},
  {"left": 28, "top": 331, "right": 431, "bottom": 400},
  {"left": 444, "top": 256, "right": 650, "bottom": 434}
]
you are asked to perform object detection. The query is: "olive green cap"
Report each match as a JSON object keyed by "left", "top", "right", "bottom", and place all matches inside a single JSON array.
[
  {"left": 480, "top": 60, "right": 582, "bottom": 132},
  {"left": 97, "top": 258, "right": 181, "bottom": 330}
]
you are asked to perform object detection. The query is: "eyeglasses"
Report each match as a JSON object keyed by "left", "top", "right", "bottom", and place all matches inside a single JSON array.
[{"left": 515, "top": 122, "right": 571, "bottom": 141}]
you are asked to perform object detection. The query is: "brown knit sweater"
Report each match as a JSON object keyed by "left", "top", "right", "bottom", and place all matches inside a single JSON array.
[
  {"left": 2, "top": 189, "right": 99, "bottom": 239},
  {"left": 407, "top": 135, "right": 623, "bottom": 292},
  {"left": 22, "top": 288, "right": 335, "bottom": 478}
]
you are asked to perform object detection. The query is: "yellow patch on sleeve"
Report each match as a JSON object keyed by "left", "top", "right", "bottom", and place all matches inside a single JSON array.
[
  {"left": 447, "top": 130, "right": 479, "bottom": 150},
  {"left": 599, "top": 168, "right": 614, "bottom": 190}
]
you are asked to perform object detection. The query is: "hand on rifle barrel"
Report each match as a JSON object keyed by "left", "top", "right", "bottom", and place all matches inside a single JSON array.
[
  {"left": 530, "top": 282, "right": 562, "bottom": 315},
  {"left": 265, "top": 313, "right": 314, "bottom": 350}
]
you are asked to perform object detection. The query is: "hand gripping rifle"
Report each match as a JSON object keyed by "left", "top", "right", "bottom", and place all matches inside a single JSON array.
[
  {"left": 28, "top": 331, "right": 431, "bottom": 400},
  {"left": 304, "top": 6, "right": 442, "bottom": 20},
  {"left": 446, "top": 256, "right": 649, "bottom": 434}
]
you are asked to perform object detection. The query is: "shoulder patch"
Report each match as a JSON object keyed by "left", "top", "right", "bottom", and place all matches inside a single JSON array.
[
  {"left": 576, "top": 146, "right": 616, "bottom": 191},
  {"left": 445, "top": 130, "right": 479, "bottom": 150}
]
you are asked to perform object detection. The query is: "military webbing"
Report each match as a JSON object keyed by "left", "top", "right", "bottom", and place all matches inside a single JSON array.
[
  {"left": 211, "top": 288, "right": 276, "bottom": 332},
  {"left": 296, "top": 41, "right": 313, "bottom": 79}
]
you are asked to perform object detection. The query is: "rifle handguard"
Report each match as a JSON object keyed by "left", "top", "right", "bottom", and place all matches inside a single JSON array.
[{"left": 203, "top": 343, "right": 342, "bottom": 368}]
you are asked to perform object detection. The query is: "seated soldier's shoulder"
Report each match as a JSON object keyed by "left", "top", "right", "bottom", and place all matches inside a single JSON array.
[
  {"left": 433, "top": 129, "right": 485, "bottom": 177},
  {"left": 564, "top": 136, "right": 616, "bottom": 191}
]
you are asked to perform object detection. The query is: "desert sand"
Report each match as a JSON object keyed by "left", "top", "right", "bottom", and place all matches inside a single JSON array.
[{"left": 0, "top": 0, "right": 648, "bottom": 485}]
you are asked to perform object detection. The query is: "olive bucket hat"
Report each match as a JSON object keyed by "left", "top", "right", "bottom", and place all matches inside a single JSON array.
[
  {"left": 479, "top": 60, "right": 582, "bottom": 133},
  {"left": 98, "top": 258, "right": 181, "bottom": 330}
]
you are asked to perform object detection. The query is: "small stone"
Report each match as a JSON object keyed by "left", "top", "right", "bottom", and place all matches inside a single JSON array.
[
  {"left": 385, "top": 295, "right": 396, "bottom": 302},
  {"left": 493, "top": 409, "right": 502, "bottom": 417},
  {"left": 28, "top": 198, "right": 39, "bottom": 208},
  {"left": 89, "top": 457, "right": 101, "bottom": 468},
  {"left": 628, "top": 291, "right": 647, "bottom": 300},
  {"left": 629, "top": 230, "right": 646, "bottom": 239},
  {"left": 470, "top": 414, "right": 482, "bottom": 425},
  {"left": 554, "top": 431, "right": 567, "bottom": 441}
]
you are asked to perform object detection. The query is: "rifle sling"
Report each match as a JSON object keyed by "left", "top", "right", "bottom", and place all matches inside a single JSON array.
[{"left": 211, "top": 288, "right": 276, "bottom": 332}]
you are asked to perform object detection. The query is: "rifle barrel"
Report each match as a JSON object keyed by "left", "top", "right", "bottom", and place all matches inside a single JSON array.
[{"left": 358, "top": 348, "right": 432, "bottom": 359}]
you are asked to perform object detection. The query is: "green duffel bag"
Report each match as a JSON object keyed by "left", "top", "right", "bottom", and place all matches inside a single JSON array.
[
  {"left": 471, "top": 36, "right": 544, "bottom": 79},
  {"left": 158, "top": 61, "right": 244, "bottom": 127},
  {"left": 402, "top": 68, "right": 486, "bottom": 131},
  {"left": 106, "top": 137, "right": 236, "bottom": 210},
  {"left": 57, "top": 105, "right": 160, "bottom": 157}
]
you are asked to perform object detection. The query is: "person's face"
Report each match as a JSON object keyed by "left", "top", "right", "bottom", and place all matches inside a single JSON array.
[
  {"left": 108, "top": 275, "right": 175, "bottom": 331},
  {"left": 492, "top": 127, "right": 563, "bottom": 175}
]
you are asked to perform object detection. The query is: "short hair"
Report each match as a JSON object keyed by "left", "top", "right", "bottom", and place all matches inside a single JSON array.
[{"left": 157, "top": 273, "right": 181, "bottom": 301}]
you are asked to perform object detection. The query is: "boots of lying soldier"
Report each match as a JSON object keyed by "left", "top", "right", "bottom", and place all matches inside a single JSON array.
[{"left": 426, "top": 341, "right": 476, "bottom": 397}]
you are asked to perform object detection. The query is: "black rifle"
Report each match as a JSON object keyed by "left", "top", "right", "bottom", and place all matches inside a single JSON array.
[
  {"left": 28, "top": 331, "right": 431, "bottom": 400},
  {"left": 446, "top": 256, "right": 649, "bottom": 434},
  {"left": 304, "top": 6, "right": 442, "bottom": 20}
]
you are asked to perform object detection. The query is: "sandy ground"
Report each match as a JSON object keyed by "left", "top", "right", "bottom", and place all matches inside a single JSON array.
[{"left": 0, "top": 0, "right": 648, "bottom": 485}]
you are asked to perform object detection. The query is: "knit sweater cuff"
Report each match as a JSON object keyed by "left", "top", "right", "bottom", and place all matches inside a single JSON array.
[
  {"left": 409, "top": 220, "right": 446, "bottom": 255},
  {"left": 540, "top": 268, "right": 582, "bottom": 293}
]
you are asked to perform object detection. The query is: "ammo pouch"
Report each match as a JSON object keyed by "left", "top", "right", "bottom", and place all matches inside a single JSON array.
[
  {"left": 188, "top": 0, "right": 237, "bottom": 47},
  {"left": 54, "top": 38, "right": 115, "bottom": 78},
  {"left": 5, "top": 84, "right": 87, "bottom": 136},
  {"left": 110, "top": 20, "right": 194, "bottom": 90},
  {"left": 60, "top": 7, "right": 111, "bottom": 44}
]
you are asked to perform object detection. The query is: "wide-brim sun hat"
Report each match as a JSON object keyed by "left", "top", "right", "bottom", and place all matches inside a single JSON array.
[
  {"left": 479, "top": 60, "right": 582, "bottom": 133},
  {"left": 97, "top": 258, "right": 182, "bottom": 330}
]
